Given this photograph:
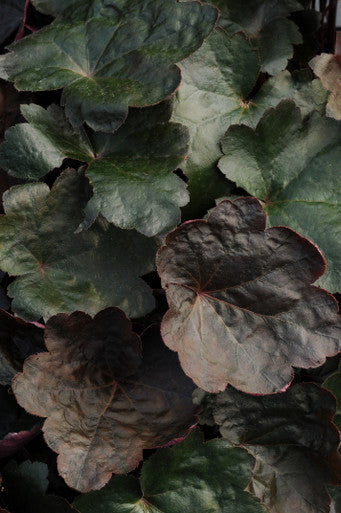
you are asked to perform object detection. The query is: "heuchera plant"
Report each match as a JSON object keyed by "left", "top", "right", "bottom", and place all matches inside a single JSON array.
[{"left": 0, "top": 0, "right": 340, "bottom": 512}]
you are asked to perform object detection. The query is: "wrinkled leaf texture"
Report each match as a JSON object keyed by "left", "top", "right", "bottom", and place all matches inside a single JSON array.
[
  {"left": 219, "top": 100, "right": 341, "bottom": 291},
  {"left": 157, "top": 197, "right": 341, "bottom": 394},
  {"left": 13, "top": 310, "right": 198, "bottom": 492}
]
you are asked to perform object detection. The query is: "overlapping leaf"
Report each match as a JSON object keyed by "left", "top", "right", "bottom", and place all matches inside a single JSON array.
[
  {"left": 13, "top": 312, "right": 198, "bottom": 491},
  {"left": 0, "top": 308, "right": 44, "bottom": 385},
  {"left": 213, "top": 0, "right": 303, "bottom": 75},
  {"left": 0, "top": 0, "right": 218, "bottom": 132},
  {"left": 0, "top": 102, "right": 190, "bottom": 236},
  {"left": 1, "top": 461, "right": 77, "bottom": 513},
  {"left": 219, "top": 100, "right": 341, "bottom": 291},
  {"left": 157, "top": 197, "right": 341, "bottom": 394},
  {"left": 207, "top": 383, "right": 341, "bottom": 513},
  {"left": 74, "top": 428, "right": 266, "bottom": 513},
  {"left": 0, "top": 169, "right": 158, "bottom": 321},
  {"left": 324, "top": 363, "right": 341, "bottom": 429},
  {"left": 310, "top": 53, "right": 341, "bottom": 120},
  {"left": 172, "top": 26, "right": 327, "bottom": 214}
]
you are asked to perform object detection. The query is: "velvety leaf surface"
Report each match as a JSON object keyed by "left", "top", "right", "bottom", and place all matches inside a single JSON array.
[
  {"left": 0, "top": 102, "right": 190, "bottom": 236},
  {"left": 213, "top": 0, "right": 303, "bottom": 75},
  {"left": 209, "top": 383, "right": 341, "bottom": 513},
  {"left": 310, "top": 53, "right": 341, "bottom": 120},
  {"left": 1, "top": 460, "right": 77, "bottom": 513},
  {"left": 0, "top": 169, "right": 158, "bottom": 320},
  {"left": 74, "top": 428, "right": 266, "bottom": 513},
  {"left": 0, "top": 0, "right": 25, "bottom": 45},
  {"left": 0, "top": 0, "right": 218, "bottom": 132},
  {"left": 0, "top": 308, "right": 44, "bottom": 385},
  {"left": 324, "top": 363, "right": 341, "bottom": 429},
  {"left": 157, "top": 197, "right": 341, "bottom": 394},
  {"left": 13, "top": 313, "right": 198, "bottom": 492},
  {"left": 172, "top": 26, "right": 327, "bottom": 214},
  {"left": 219, "top": 100, "right": 341, "bottom": 292}
]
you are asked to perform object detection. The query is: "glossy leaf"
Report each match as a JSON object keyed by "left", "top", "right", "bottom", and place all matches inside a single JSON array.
[
  {"left": 0, "top": 169, "right": 158, "bottom": 321},
  {"left": 74, "top": 428, "right": 266, "bottom": 513},
  {"left": 219, "top": 100, "right": 341, "bottom": 291},
  {"left": 0, "top": 308, "right": 44, "bottom": 385},
  {"left": 13, "top": 312, "right": 198, "bottom": 491},
  {"left": 209, "top": 383, "right": 341, "bottom": 513},
  {"left": 310, "top": 53, "right": 341, "bottom": 120},
  {"left": 0, "top": 102, "right": 190, "bottom": 236},
  {"left": 157, "top": 197, "right": 341, "bottom": 394},
  {"left": 213, "top": 0, "right": 303, "bottom": 75},
  {"left": 172, "top": 26, "right": 327, "bottom": 214},
  {"left": 0, "top": 0, "right": 218, "bottom": 132},
  {"left": 1, "top": 460, "right": 77, "bottom": 513},
  {"left": 324, "top": 363, "right": 341, "bottom": 429}
]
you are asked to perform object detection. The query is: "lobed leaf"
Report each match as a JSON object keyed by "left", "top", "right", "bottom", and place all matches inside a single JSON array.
[
  {"left": 219, "top": 100, "right": 341, "bottom": 291},
  {"left": 13, "top": 312, "right": 198, "bottom": 492},
  {"left": 0, "top": 169, "right": 158, "bottom": 321},
  {"left": 74, "top": 428, "right": 266, "bottom": 513},
  {"left": 0, "top": 102, "right": 190, "bottom": 236},
  {"left": 172, "top": 26, "right": 327, "bottom": 214},
  {"left": 0, "top": 0, "right": 218, "bottom": 132},
  {"left": 213, "top": 0, "right": 303, "bottom": 75},
  {"left": 157, "top": 196, "right": 341, "bottom": 394},
  {"left": 310, "top": 53, "right": 341, "bottom": 121},
  {"left": 209, "top": 383, "right": 341, "bottom": 513}
]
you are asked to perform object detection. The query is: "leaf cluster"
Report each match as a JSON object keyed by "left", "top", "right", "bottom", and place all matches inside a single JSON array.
[{"left": 0, "top": 1, "right": 339, "bottom": 512}]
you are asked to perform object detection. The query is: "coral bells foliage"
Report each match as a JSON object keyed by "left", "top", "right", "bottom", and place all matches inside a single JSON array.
[{"left": 0, "top": 0, "right": 339, "bottom": 512}]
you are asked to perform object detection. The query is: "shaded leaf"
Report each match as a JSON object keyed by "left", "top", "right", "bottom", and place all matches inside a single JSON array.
[
  {"left": 13, "top": 312, "right": 198, "bottom": 491},
  {"left": 209, "top": 383, "right": 341, "bottom": 513},
  {"left": 0, "top": 308, "right": 44, "bottom": 385},
  {"left": 157, "top": 197, "right": 341, "bottom": 394},
  {"left": 324, "top": 363, "right": 341, "bottom": 429},
  {"left": 329, "top": 485, "right": 341, "bottom": 513},
  {"left": 1, "top": 461, "right": 77, "bottom": 513},
  {"left": 310, "top": 53, "right": 341, "bottom": 120},
  {"left": 0, "top": 169, "right": 158, "bottom": 321},
  {"left": 290, "top": 9, "right": 320, "bottom": 65},
  {"left": 172, "top": 26, "right": 327, "bottom": 214},
  {"left": 30, "top": 0, "right": 77, "bottom": 17},
  {"left": 0, "top": 424, "right": 41, "bottom": 459},
  {"left": 219, "top": 100, "right": 341, "bottom": 291},
  {"left": 213, "top": 0, "right": 303, "bottom": 75},
  {"left": 0, "top": 0, "right": 25, "bottom": 45},
  {"left": 0, "top": 0, "right": 218, "bottom": 132},
  {"left": 74, "top": 428, "right": 266, "bottom": 513},
  {"left": 0, "top": 102, "right": 190, "bottom": 236}
]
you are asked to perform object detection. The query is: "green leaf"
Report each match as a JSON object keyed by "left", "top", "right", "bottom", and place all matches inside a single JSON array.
[
  {"left": 74, "top": 428, "right": 266, "bottom": 513},
  {"left": 30, "top": 0, "right": 78, "bottom": 17},
  {"left": 210, "top": 383, "right": 341, "bottom": 513},
  {"left": 310, "top": 53, "right": 341, "bottom": 121},
  {"left": 13, "top": 315, "right": 198, "bottom": 492},
  {"left": 0, "top": 102, "right": 190, "bottom": 236},
  {"left": 0, "top": 169, "right": 158, "bottom": 321},
  {"left": 0, "top": 308, "right": 44, "bottom": 385},
  {"left": 0, "top": 0, "right": 218, "bottom": 132},
  {"left": 213, "top": 0, "right": 303, "bottom": 75},
  {"left": 1, "top": 460, "right": 77, "bottom": 513},
  {"left": 219, "top": 100, "right": 341, "bottom": 291},
  {"left": 172, "top": 26, "right": 327, "bottom": 215},
  {"left": 157, "top": 197, "right": 341, "bottom": 394},
  {"left": 324, "top": 363, "right": 341, "bottom": 429}
]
